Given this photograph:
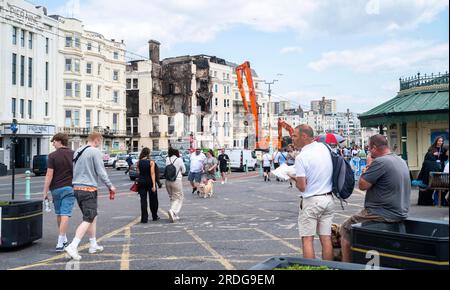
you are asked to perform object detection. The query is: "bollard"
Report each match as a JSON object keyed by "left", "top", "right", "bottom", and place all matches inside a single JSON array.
[
  {"left": 25, "top": 170, "right": 31, "bottom": 200},
  {"left": 259, "top": 161, "right": 263, "bottom": 177},
  {"left": 245, "top": 160, "right": 249, "bottom": 174}
]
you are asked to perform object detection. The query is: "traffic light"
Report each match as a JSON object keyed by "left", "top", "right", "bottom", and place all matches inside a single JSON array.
[{"left": 11, "top": 119, "right": 18, "bottom": 134}]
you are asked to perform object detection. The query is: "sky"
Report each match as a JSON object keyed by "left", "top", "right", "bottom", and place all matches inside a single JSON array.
[{"left": 33, "top": 0, "right": 449, "bottom": 113}]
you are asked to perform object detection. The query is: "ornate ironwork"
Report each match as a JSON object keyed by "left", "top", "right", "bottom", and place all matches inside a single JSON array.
[{"left": 400, "top": 72, "right": 449, "bottom": 91}]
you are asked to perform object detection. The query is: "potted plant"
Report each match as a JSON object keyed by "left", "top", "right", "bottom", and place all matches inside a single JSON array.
[{"left": 250, "top": 256, "right": 377, "bottom": 270}]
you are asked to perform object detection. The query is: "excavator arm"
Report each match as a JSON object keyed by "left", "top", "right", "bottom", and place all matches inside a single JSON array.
[
  {"left": 278, "top": 118, "right": 294, "bottom": 150},
  {"left": 236, "top": 61, "right": 260, "bottom": 148}
]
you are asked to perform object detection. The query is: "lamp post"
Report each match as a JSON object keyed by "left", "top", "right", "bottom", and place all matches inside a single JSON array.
[
  {"left": 10, "top": 119, "right": 18, "bottom": 200},
  {"left": 264, "top": 79, "right": 279, "bottom": 154}
]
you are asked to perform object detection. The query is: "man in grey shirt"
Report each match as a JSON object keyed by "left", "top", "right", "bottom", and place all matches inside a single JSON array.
[
  {"left": 65, "top": 132, "right": 117, "bottom": 261},
  {"left": 340, "top": 134, "right": 411, "bottom": 262}
]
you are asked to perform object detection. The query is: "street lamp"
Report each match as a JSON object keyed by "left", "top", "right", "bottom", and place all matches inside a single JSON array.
[
  {"left": 264, "top": 77, "right": 281, "bottom": 154},
  {"left": 10, "top": 119, "right": 19, "bottom": 200}
]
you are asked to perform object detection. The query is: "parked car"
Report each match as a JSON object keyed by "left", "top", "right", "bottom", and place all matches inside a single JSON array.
[
  {"left": 106, "top": 154, "right": 118, "bottom": 168},
  {"left": 225, "top": 149, "right": 257, "bottom": 172},
  {"left": 182, "top": 155, "right": 190, "bottom": 176},
  {"left": 129, "top": 155, "right": 166, "bottom": 181},
  {"left": 115, "top": 155, "right": 129, "bottom": 170},
  {"left": 32, "top": 155, "right": 48, "bottom": 176}
]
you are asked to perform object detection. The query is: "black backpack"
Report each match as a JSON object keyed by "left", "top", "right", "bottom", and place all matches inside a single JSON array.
[
  {"left": 325, "top": 145, "right": 355, "bottom": 209},
  {"left": 164, "top": 158, "right": 179, "bottom": 182}
]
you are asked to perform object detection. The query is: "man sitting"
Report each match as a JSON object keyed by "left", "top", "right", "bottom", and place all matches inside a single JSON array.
[{"left": 340, "top": 135, "right": 411, "bottom": 262}]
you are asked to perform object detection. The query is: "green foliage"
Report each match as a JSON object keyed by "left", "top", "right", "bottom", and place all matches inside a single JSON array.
[{"left": 0, "top": 201, "right": 10, "bottom": 206}]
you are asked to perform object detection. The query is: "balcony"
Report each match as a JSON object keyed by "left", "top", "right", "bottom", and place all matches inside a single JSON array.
[{"left": 58, "top": 127, "right": 130, "bottom": 138}]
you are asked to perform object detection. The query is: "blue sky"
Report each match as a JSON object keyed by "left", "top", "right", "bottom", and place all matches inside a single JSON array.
[{"left": 34, "top": 0, "right": 449, "bottom": 113}]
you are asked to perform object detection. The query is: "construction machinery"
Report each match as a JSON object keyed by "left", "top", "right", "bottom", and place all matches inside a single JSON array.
[
  {"left": 278, "top": 118, "right": 294, "bottom": 150},
  {"left": 236, "top": 61, "right": 263, "bottom": 149}
]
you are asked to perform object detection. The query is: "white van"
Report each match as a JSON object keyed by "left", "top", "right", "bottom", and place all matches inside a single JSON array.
[{"left": 225, "top": 149, "right": 257, "bottom": 172}]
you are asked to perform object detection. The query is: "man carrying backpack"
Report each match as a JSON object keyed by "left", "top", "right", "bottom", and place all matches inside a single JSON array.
[
  {"left": 288, "top": 125, "right": 335, "bottom": 261},
  {"left": 340, "top": 135, "right": 411, "bottom": 262},
  {"left": 165, "top": 148, "right": 186, "bottom": 223}
]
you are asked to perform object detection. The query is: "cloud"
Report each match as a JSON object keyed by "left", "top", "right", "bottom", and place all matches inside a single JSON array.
[
  {"left": 53, "top": 0, "right": 448, "bottom": 54},
  {"left": 308, "top": 40, "right": 449, "bottom": 73},
  {"left": 280, "top": 46, "right": 303, "bottom": 54}
]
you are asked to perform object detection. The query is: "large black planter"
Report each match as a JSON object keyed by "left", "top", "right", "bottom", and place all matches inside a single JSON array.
[
  {"left": 250, "top": 256, "right": 389, "bottom": 270},
  {"left": 351, "top": 218, "right": 449, "bottom": 270},
  {"left": 0, "top": 200, "right": 43, "bottom": 248}
]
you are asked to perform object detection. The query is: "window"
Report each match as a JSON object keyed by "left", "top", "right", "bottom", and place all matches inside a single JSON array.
[
  {"left": 28, "top": 58, "right": 32, "bottom": 88},
  {"left": 45, "top": 102, "right": 48, "bottom": 117},
  {"left": 255, "top": 82, "right": 259, "bottom": 89},
  {"left": 113, "top": 70, "right": 119, "bottom": 81},
  {"left": 133, "top": 79, "right": 138, "bottom": 89},
  {"left": 12, "top": 98, "right": 17, "bottom": 118},
  {"left": 74, "top": 35, "right": 80, "bottom": 48},
  {"left": 227, "top": 112, "right": 230, "bottom": 122},
  {"left": 65, "top": 110, "right": 72, "bottom": 127},
  {"left": 20, "top": 99, "right": 24, "bottom": 118},
  {"left": 65, "top": 82, "right": 73, "bottom": 97},
  {"left": 152, "top": 140, "right": 159, "bottom": 151},
  {"left": 113, "top": 52, "right": 119, "bottom": 60},
  {"left": 215, "top": 112, "right": 218, "bottom": 121},
  {"left": 45, "top": 62, "right": 49, "bottom": 91},
  {"left": 12, "top": 27, "right": 17, "bottom": 45},
  {"left": 224, "top": 99, "right": 227, "bottom": 107},
  {"left": 28, "top": 100, "right": 32, "bottom": 119},
  {"left": 168, "top": 117, "right": 175, "bottom": 134},
  {"left": 98, "top": 64, "right": 101, "bottom": 75},
  {"left": 86, "top": 110, "right": 91, "bottom": 128},
  {"left": 126, "top": 79, "right": 131, "bottom": 89},
  {"left": 86, "top": 84, "right": 92, "bottom": 98},
  {"left": 235, "top": 92, "right": 239, "bottom": 100},
  {"left": 20, "top": 56, "right": 25, "bottom": 86},
  {"left": 87, "top": 42, "right": 92, "bottom": 51},
  {"left": 97, "top": 85, "right": 101, "bottom": 99},
  {"left": 152, "top": 116, "right": 159, "bottom": 132},
  {"left": 227, "top": 99, "right": 230, "bottom": 107},
  {"left": 214, "top": 71, "right": 217, "bottom": 77},
  {"left": 227, "top": 86, "right": 230, "bottom": 95},
  {"left": 21, "top": 29, "right": 25, "bottom": 47},
  {"left": 224, "top": 85, "right": 227, "bottom": 94},
  {"left": 65, "top": 36, "right": 72, "bottom": 48},
  {"left": 215, "top": 98, "right": 218, "bottom": 107},
  {"left": 74, "top": 59, "right": 80, "bottom": 72},
  {"left": 65, "top": 59, "right": 72, "bottom": 71},
  {"left": 97, "top": 110, "right": 101, "bottom": 126},
  {"left": 28, "top": 32, "right": 33, "bottom": 49},
  {"left": 227, "top": 73, "right": 230, "bottom": 80},
  {"left": 74, "top": 82, "right": 80, "bottom": 97},
  {"left": 214, "top": 84, "right": 218, "bottom": 93},
  {"left": 113, "top": 91, "right": 119, "bottom": 103},
  {"left": 12, "top": 54, "right": 17, "bottom": 85},
  {"left": 86, "top": 63, "right": 92, "bottom": 74},
  {"left": 73, "top": 110, "right": 80, "bottom": 126},
  {"left": 98, "top": 44, "right": 101, "bottom": 53},
  {"left": 112, "top": 113, "right": 118, "bottom": 131},
  {"left": 46, "top": 38, "right": 49, "bottom": 54},
  {"left": 223, "top": 72, "right": 226, "bottom": 80}
]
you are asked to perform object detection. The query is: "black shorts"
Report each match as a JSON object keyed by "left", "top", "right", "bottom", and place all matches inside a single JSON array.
[
  {"left": 263, "top": 167, "right": 271, "bottom": 173},
  {"left": 220, "top": 165, "right": 228, "bottom": 173},
  {"left": 74, "top": 190, "right": 98, "bottom": 223}
]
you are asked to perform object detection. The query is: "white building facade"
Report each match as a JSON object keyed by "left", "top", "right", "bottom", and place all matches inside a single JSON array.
[
  {"left": 52, "top": 15, "right": 128, "bottom": 153},
  {"left": 0, "top": 0, "right": 58, "bottom": 170}
]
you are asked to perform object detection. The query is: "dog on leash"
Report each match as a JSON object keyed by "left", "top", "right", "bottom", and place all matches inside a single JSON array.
[{"left": 197, "top": 179, "right": 215, "bottom": 198}]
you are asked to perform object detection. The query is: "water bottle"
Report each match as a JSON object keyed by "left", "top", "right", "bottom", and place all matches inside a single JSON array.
[{"left": 44, "top": 199, "right": 52, "bottom": 212}]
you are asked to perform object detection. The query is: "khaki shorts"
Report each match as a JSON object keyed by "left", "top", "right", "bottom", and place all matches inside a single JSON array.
[
  {"left": 340, "top": 209, "right": 396, "bottom": 242},
  {"left": 298, "top": 194, "right": 335, "bottom": 237}
]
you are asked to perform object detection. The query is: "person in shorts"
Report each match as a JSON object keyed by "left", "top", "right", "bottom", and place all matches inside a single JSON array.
[
  {"left": 64, "top": 132, "right": 117, "bottom": 261},
  {"left": 42, "top": 133, "right": 75, "bottom": 252},
  {"left": 189, "top": 148, "right": 206, "bottom": 194},
  {"left": 217, "top": 149, "right": 230, "bottom": 185},
  {"left": 262, "top": 151, "right": 272, "bottom": 182}
]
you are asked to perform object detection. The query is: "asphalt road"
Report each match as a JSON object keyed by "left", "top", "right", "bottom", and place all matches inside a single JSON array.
[{"left": 0, "top": 169, "right": 448, "bottom": 270}]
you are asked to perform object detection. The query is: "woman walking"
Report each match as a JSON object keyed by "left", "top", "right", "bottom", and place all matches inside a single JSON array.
[
  {"left": 166, "top": 148, "right": 186, "bottom": 223},
  {"left": 137, "top": 148, "right": 158, "bottom": 223},
  {"left": 428, "top": 136, "right": 448, "bottom": 171},
  {"left": 203, "top": 149, "right": 219, "bottom": 194}
]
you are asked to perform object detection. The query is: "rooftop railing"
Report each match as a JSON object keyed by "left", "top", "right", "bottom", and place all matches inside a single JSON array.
[{"left": 400, "top": 72, "right": 449, "bottom": 91}]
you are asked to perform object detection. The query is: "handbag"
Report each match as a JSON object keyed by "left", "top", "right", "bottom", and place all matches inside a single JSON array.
[{"left": 130, "top": 182, "right": 139, "bottom": 193}]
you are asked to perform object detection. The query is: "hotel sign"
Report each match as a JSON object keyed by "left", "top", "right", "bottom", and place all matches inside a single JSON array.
[{"left": 2, "top": 3, "right": 45, "bottom": 30}]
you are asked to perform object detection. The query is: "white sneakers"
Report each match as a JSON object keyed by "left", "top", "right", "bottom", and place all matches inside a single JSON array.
[
  {"left": 65, "top": 244, "right": 82, "bottom": 261},
  {"left": 65, "top": 244, "right": 104, "bottom": 260},
  {"left": 88, "top": 244, "right": 104, "bottom": 254},
  {"left": 168, "top": 210, "right": 175, "bottom": 223}
]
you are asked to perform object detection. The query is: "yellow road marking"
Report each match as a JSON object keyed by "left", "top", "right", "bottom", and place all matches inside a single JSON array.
[
  {"left": 120, "top": 227, "right": 131, "bottom": 270},
  {"left": 352, "top": 247, "right": 449, "bottom": 266},
  {"left": 10, "top": 217, "right": 141, "bottom": 270},
  {"left": 253, "top": 228, "right": 302, "bottom": 253},
  {"left": 185, "top": 229, "right": 236, "bottom": 270}
]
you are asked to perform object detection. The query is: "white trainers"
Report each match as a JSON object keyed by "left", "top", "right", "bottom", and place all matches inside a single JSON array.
[
  {"left": 168, "top": 210, "right": 175, "bottom": 223},
  {"left": 65, "top": 244, "right": 82, "bottom": 261},
  {"left": 88, "top": 244, "right": 104, "bottom": 254},
  {"left": 221, "top": 181, "right": 225, "bottom": 185}
]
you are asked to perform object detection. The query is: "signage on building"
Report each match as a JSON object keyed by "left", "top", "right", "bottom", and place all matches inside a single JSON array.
[
  {"left": 1, "top": 124, "right": 55, "bottom": 136},
  {"left": 3, "top": 3, "right": 45, "bottom": 30}
]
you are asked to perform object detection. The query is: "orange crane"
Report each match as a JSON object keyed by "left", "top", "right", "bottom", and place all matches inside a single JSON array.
[
  {"left": 278, "top": 118, "right": 294, "bottom": 150},
  {"left": 236, "top": 61, "right": 262, "bottom": 149}
]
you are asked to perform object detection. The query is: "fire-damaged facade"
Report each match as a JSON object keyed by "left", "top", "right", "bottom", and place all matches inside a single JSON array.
[{"left": 126, "top": 40, "right": 235, "bottom": 151}]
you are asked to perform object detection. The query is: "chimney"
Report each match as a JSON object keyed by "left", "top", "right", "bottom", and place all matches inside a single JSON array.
[{"left": 148, "top": 40, "right": 161, "bottom": 64}]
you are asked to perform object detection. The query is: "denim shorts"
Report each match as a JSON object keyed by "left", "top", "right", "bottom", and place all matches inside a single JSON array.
[
  {"left": 188, "top": 172, "right": 202, "bottom": 183},
  {"left": 51, "top": 186, "right": 75, "bottom": 217}
]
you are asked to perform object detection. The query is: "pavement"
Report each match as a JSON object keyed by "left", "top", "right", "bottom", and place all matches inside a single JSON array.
[{"left": 0, "top": 169, "right": 448, "bottom": 270}]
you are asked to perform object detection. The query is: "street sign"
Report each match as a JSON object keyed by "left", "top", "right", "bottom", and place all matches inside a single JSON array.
[{"left": 10, "top": 120, "right": 18, "bottom": 134}]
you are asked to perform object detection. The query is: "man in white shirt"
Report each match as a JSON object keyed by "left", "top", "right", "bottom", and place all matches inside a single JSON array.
[
  {"left": 189, "top": 149, "right": 207, "bottom": 194},
  {"left": 262, "top": 151, "right": 273, "bottom": 182},
  {"left": 289, "top": 125, "right": 335, "bottom": 261}
]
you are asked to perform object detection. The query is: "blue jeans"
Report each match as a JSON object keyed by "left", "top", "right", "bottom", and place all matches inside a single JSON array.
[{"left": 51, "top": 186, "right": 75, "bottom": 217}]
